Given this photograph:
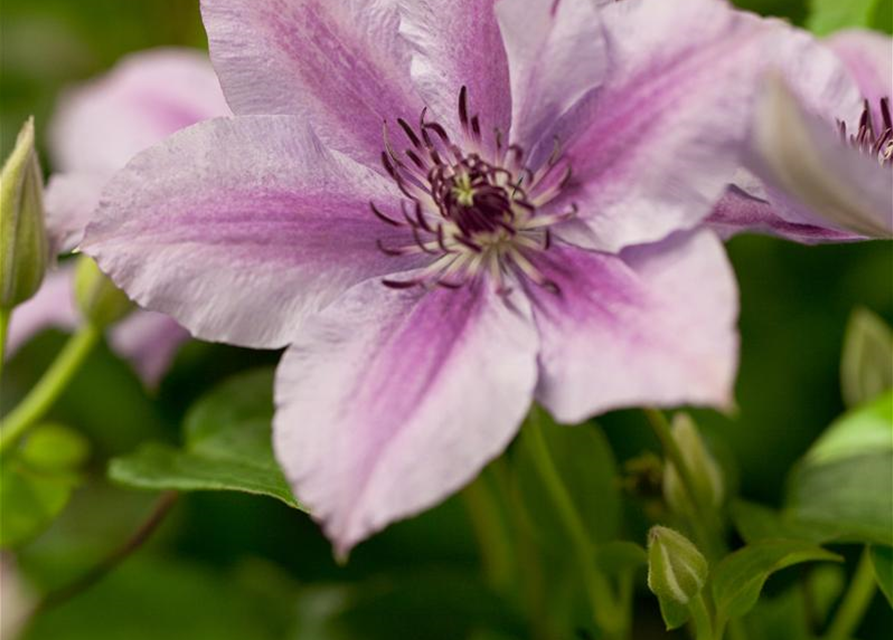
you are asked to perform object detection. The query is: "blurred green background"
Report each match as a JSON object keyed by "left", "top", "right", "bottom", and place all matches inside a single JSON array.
[{"left": 1, "top": 0, "right": 891, "bottom": 639}]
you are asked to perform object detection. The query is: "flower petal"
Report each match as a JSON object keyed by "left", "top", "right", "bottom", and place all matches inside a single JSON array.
[
  {"left": 202, "top": 0, "right": 421, "bottom": 166},
  {"left": 50, "top": 48, "right": 229, "bottom": 173},
  {"left": 828, "top": 29, "right": 893, "bottom": 121},
  {"left": 494, "top": 0, "right": 607, "bottom": 152},
  {"left": 83, "top": 116, "right": 424, "bottom": 349},
  {"left": 274, "top": 279, "right": 538, "bottom": 556},
  {"left": 525, "top": 231, "right": 739, "bottom": 424},
  {"left": 6, "top": 267, "right": 77, "bottom": 356},
  {"left": 752, "top": 75, "right": 893, "bottom": 238},
  {"left": 110, "top": 313, "right": 191, "bottom": 387},
  {"left": 546, "top": 0, "right": 849, "bottom": 252},
  {"left": 398, "top": 0, "right": 511, "bottom": 136},
  {"left": 43, "top": 172, "right": 106, "bottom": 253},
  {"left": 706, "top": 187, "right": 860, "bottom": 244}
]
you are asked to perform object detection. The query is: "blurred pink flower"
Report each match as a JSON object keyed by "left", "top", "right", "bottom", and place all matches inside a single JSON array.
[
  {"left": 9, "top": 48, "right": 230, "bottom": 386},
  {"left": 708, "top": 29, "right": 893, "bottom": 241},
  {"left": 82, "top": 0, "right": 844, "bottom": 553}
]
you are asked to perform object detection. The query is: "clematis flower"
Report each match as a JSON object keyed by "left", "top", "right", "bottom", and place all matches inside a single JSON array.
[
  {"left": 83, "top": 0, "right": 844, "bottom": 554},
  {"left": 708, "top": 29, "right": 893, "bottom": 242},
  {"left": 8, "top": 49, "right": 229, "bottom": 385}
]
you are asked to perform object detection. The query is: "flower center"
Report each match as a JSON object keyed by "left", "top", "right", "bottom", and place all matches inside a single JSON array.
[
  {"left": 371, "top": 86, "right": 575, "bottom": 293},
  {"left": 839, "top": 97, "right": 892, "bottom": 167}
]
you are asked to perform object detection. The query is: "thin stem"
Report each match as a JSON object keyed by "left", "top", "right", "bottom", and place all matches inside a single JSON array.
[
  {"left": 0, "top": 324, "right": 100, "bottom": 453},
  {"left": 497, "top": 458, "right": 552, "bottom": 640},
  {"left": 643, "top": 409, "right": 724, "bottom": 561},
  {"left": 522, "top": 410, "right": 622, "bottom": 637},
  {"left": 825, "top": 549, "right": 876, "bottom": 640},
  {"left": 690, "top": 593, "right": 715, "bottom": 640},
  {"left": 644, "top": 409, "right": 743, "bottom": 640},
  {"left": 462, "top": 467, "right": 514, "bottom": 590},
  {"left": 643, "top": 409, "right": 707, "bottom": 513},
  {"left": 0, "top": 307, "right": 10, "bottom": 382},
  {"left": 33, "top": 491, "right": 179, "bottom": 614}
]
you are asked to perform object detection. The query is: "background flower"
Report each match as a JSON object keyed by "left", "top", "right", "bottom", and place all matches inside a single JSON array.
[
  {"left": 708, "top": 28, "right": 893, "bottom": 241},
  {"left": 8, "top": 48, "right": 229, "bottom": 386}
]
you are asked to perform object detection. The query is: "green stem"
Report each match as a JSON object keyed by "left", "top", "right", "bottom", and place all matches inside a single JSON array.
[
  {"left": 0, "top": 307, "right": 10, "bottom": 382},
  {"left": 644, "top": 410, "right": 723, "bottom": 556},
  {"left": 643, "top": 409, "right": 707, "bottom": 513},
  {"left": 33, "top": 491, "right": 178, "bottom": 615},
  {"left": 825, "top": 549, "right": 876, "bottom": 640},
  {"left": 0, "top": 323, "right": 100, "bottom": 453},
  {"left": 522, "top": 410, "right": 622, "bottom": 637},
  {"left": 498, "top": 458, "right": 552, "bottom": 640},
  {"left": 690, "top": 593, "right": 715, "bottom": 640},
  {"left": 462, "top": 467, "right": 514, "bottom": 590},
  {"left": 644, "top": 410, "right": 744, "bottom": 640}
]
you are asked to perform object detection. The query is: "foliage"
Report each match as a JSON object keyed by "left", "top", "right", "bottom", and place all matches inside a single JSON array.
[{"left": 0, "top": 1, "right": 891, "bottom": 639}]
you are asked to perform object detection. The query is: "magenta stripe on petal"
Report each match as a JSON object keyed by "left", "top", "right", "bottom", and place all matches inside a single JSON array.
[
  {"left": 526, "top": 231, "right": 739, "bottom": 423},
  {"left": 274, "top": 279, "right": 538, "bottom": 556},
  {"left": 399, "top": 0, "right": 511, "bottom": 138},
  {"left": 707, "top": 187, "right": 862, "bottom": 244},
  {"left": 203, "top": 0, "right": 422, "bottom": 167},
  {"left": 83, "top": 116, "right": 425, "bottom": 349}
]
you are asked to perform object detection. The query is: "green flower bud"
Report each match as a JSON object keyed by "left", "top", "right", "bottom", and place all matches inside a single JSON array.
[
  {"left": 0, "top": 118, "right": 48, "bottom": 309},
  {"left": 647, "top": 526, "right": 708, "bottom": 629},
  {"left": 663, "top": 413, "right": 724, "bottom": 515},
  {"left": 74, "top": 256, "right": 133, "bottom": 328}
]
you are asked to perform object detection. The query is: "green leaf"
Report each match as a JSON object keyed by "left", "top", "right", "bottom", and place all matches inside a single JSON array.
[
  {"left": 841, "top": 308, "right": 893, "bottom": 408},
  {"left": 594, "top": 541, "right": 647, "bottom": 577},
  {"left": 513, "top": 409, "right": 620, "bottom": 548},
  {"left": 712, "top": 540, "right": 842, "bottom": 620},
  {"left": 807, "top": 0, "right": 887, "bottom": 35},
  {"left": 109, "top": 369, "right": 302, "bottom": 510},
  {"left": 20, "top": 423, "right": 90, "bottom": 471},
  {"left": 730, "top": 500, "right": 833, "bottom": 545},
  {"left": 292, "top": 572, "right": 523, "bottom": 640},
  {"left": 1, "top": 459, "right": 78, "bottom": 548},
  {"left": 870, "top": 545, "right": 893, "bottom": 607},
  {"left": 743, "top": 586, "right": 811, "bottom": 640},
  {"left": 21, "top": 557, "right": 297, "bottom": 640},
  {"left": 0, "top": 424, "right": 88, "bottom": 548},
  {"left": 786, "top": 391, "right": 893, "bottom": 546}
]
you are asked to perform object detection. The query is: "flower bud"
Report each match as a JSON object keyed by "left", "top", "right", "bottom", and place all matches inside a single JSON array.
[
  {"left": 647, "top": 526, "right": 708, "bottom": 628},
  {"left": 663, "top": 413, "right": 724, "bottom": 515},
  {"left": 74, "top": 256, "right": 133, "bottom": 328},
  {"left": 0, "top": 118, "right": 48, "bottom": 309}
]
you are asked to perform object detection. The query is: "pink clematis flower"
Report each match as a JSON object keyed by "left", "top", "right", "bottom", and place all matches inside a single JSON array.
[
  {"left": 83, "top": 0, "right": 845, "bottom": 553},
  {"left": 9, "top": 48, "right": 230, "bottom": 385},
  {"left": 708, "top": 29, "right": 893, "bottom": 242}
]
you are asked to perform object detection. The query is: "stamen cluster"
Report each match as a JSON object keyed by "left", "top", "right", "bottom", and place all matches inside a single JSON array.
[
  {"left": 839, "top": 98, "right": 893, "bottom": 167},
  {"left": 371, "top": 87, "right": 576, "bottom": 292}
]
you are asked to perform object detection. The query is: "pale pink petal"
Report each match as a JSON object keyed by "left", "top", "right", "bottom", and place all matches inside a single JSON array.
[
  {"left": 50, "top": 48, "right": 229, "bottom": 174},
  {"left": 751, "top": 75, "right": 893, "bottom": 238},
  {"left": 43, "top": 172, "right": 106, "bottom": 253},
  {"left": 398, "top": 0, "right": 511, "bottom": 136},
  {"left": 110, "top": 313, "right": 191, "bottom": 387},
  {"left": 6, "top": 267, "right": 77, "bottom": 356},
  {"left": 274, "top": 279, "right": 539, "bottom": 556},
  {"left": 82, "top": 116, "right": 424, "bottom": 349},
  {"left": 707, "top": 188, "right": 860, "bottom": 244},
  {"left": 544, "top": 0, "right": 857, "bottom": 252},
  {"left": 202, "top": 0, "right": 422, "bottom": 166},
  {"left": 828, "top": 29, "right": 893, "bottom": 122},
  {"left": 714, "top": 28, "right": 868, "bottom": 242},
  {"left": 495, "top": 0, "right": 607, "bottom": 152},
  {"left": 525, "top": 231, "right": 739, "bottom": 424}
]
